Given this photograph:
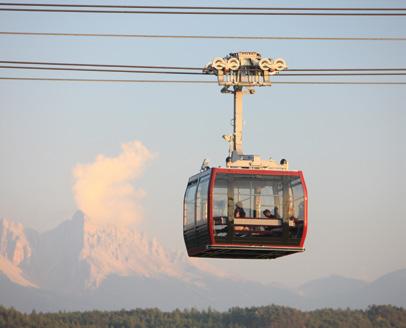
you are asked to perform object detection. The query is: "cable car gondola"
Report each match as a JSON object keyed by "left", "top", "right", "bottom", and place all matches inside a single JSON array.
[{"left": 183, "top": 52, "right": 308, "bottom": 259}]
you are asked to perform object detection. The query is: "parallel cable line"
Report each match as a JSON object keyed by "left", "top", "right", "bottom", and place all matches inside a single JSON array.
[
  {"left": 0, "top": 60, "right": 202, "bottom": 70},
  {"left": 3, "top": 60, "right": 406, "bottom": 72},
  {"left": 0, "top": 77, "right": 215, "bottom": 83},
  {"left": 2, "top": 65, "right": 406, "bottom": 77},
  {"left": 280, "top": 73, "right": 406, "bottom": 76},
  {"left": 0, "top": 3, "right": 405, "bottom": 11},
  {"left": 1, "top": 8, "right": 406, "bottom": 16},
  {"left": 1, "top": 77, "right": 405, "bottom": 85},
  {"left": 1, "top": 9, "right": 405, "bottom": 16},
  {"left": 273, "top": 81, "right": 406, "bottom": 85},
  {"left": 288, "top": 68, "right": 406, "bottom": 71},
  {"left": 1, "top": 31, "right": 406, "bottom": 41},
  {"left": 0, "top": 65, "right": 204, "bottom": 75}
]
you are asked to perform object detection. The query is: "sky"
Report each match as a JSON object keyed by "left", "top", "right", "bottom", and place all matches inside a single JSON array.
[{"left": 0, "top": 0, "right": 405, "bottom": 287}]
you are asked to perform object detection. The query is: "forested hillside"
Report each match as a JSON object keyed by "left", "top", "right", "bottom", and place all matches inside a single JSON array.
[{"left": 0, "top": 305, "right": 405, "bottom": 328}]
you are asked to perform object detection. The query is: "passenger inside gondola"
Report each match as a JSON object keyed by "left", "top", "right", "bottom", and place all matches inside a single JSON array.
[
  {"left": 263, "top": 209, "right": 274, "bottom": 218},
  {"left": 289, "top": 201, "right": 304, "bottom": 238},
  {"left": 234, "top": 201, "right": 250, "bottom": 234},
  {"left": 234, "top": 201, "right": 246, "bottom": 218},
  {"left": 262, "top": 207, "right": 282, "bottom": 237},
  {"left": 211, "top": 173, "right": 305, "bottom": 241},
  {"left": 273, "top": 206, "right": 281, "bottom": 219}
]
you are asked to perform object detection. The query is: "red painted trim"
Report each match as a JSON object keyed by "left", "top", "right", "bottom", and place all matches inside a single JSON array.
[
  {"left": 298, "top": 171, "right": 308, "bottom": 248},
  {"left": 208, "top": 169, "right": 216, "bottom": 244},
  {"left": 212, "top": 167, "right": 302, "bottom": 177},
  {"left": 211, "top": 242, "right": 303, "bottom": 250}
]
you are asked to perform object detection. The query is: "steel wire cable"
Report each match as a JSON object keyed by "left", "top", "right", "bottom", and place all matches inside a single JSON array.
[
  {"left": 3, "top": 60, "right": 406, "bottom": 72},
  {"left": 2, "top": 65, "right": 406, "bottom": 77},
  {"left": 0, "top": 60, "right": 202, "bottom": 70},
  {"left": 0, "top": 3, "right": 405, "bottom": 11},
  {"left": 288, "top": 68, "right": 406, "bottom": 71},
  {"left": 1, "top": 31, "right": 406, "bottom": 41},
  {"left": 1, "top": 8, "right": 406, "bottom": 15},
  {"left": 0, "top": 4, "right": 405, "bottom": 16},
  {"left": 0, "top": 65, "right": 203, "bottom": 75},
  {"left": 282, "top": 73, "right": 406, "bottom": 76},
  {"left": 1, "top": 77, "right": 405, "bottom": 85}
]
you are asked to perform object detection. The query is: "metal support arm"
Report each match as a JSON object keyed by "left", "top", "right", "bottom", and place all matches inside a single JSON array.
[{"left": 233, "top": 87, "right": 243, "bottom": 155}]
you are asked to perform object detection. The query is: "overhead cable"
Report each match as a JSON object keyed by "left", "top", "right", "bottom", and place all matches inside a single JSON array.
[
  {"left": 288, "top": 68, "right": 406, "bottom": 71},
  {"left": 1, "top": 31, "right": 405, "bottom": 41},
  {"left": 1, "top": 65, "right": 406, "bottom": 77},
  {"left": 0, "top": 3, "right": 405, "bottom": 15},
  {"left": 0, "top": 4, "right": 405, "bottom": 10},
  {"left": 283, "top": 73, "right": 406, "bottom": 76},
  {"left": 0, "top": 65, "right": 203, "bottom": 75},
  {"left": 0, "top": 3, "right": 405, "bottom": 11},
  {"left": 2, "top": 61, "right": 406, "bottom": 75},
  {"left": 1, "top": 9, "right": 405, "bottom": 16},
  {"left": 0, "top": 60, "right": 202, "bottom": 70},
  {"left": 1, "top": 77, "right": 405, "bottom": 85}
]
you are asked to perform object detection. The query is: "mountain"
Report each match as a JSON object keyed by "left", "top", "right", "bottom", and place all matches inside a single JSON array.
[
  {"left": 0, "top": 214, "right": 405, "bottom": 312},
  {"left": 2, "top": 212, "right": 225, "bottom": 290},
  {"left": 354, "top": 269, "right": 406, "bottom": 308},
  {"left": 0, "top": 256, "right": 36, "bottom": 288},
  {"left": 297, "top": 269, "right": 406, "bottom": 310},
  {"left": 21, "top": 212, "right": 89, "bottom": 292},
  {"left": 297, "top": 275, "right": 368, "bottom": 309},
  {"left": 0, "top": 218, "right": 31, "bottom": 266},
  {"left": 0, "top": 218, "right": 36, "bottom": 287}
]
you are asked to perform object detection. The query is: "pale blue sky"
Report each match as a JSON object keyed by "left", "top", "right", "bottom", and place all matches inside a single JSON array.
[{"left": 0, "top": 0, "right": 405, "bottom": 285}]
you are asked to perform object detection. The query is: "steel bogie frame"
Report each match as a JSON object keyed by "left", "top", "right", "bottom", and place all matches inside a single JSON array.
[{"left": 183, "top": 168, "right": 308, "bottom": 259}]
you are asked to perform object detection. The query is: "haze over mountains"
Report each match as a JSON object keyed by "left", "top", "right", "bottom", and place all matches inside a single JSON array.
[{"left": 1, "top": 213, "right": 405, "bottom": 312}]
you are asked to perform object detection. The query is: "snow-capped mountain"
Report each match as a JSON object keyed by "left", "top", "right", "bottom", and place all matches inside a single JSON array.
[
  {"left": 80, "top": 217, "right": 187, "bottom": 288},
  {"left": 0, "top": 212, "right": 227, "bottom": 293},
  {"left": 0, "top": 218, "right": 32, "bottom": 266},
  {"left": 0, "top": 218, "right": 35, "bottom": 287}
]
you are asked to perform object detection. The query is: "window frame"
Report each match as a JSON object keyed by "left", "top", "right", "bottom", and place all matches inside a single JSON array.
[
  {"left": 183, "top": 180, "right": 198, "bottom": 230},
  {"left": 196, "top": 176, "right": 210, "bottom": 226}
]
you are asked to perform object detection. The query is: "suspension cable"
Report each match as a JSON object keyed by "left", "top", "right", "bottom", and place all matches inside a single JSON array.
[
  {"left": 1, "top": 64, "right": 406, "bottom": 77},
  {"left": 1, "top": 60, "right": 406, "bottom": 74},
  {"left": 0, "top": 4, "right": 405, "bottom": 16},
  {"left": 1, "top": 31, "right": 405, "bottom": 42},
  {"left": 1, "top": 77, "right": 405, "bottom": 85}
]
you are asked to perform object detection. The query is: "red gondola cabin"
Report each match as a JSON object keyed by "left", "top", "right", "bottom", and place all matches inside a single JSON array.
[
  {"left": 184, "top": 52, "right": 307, "bottom": 259},
  {"left": 183, "top": 168, "right": 308, "bottom": 259}
]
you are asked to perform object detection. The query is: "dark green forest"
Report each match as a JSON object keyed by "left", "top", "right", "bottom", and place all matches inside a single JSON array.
[{"left": 0, "top": 305, "right": 405, "bottom": 328}]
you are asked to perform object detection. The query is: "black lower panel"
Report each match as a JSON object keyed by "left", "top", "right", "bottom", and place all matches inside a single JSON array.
[{"left": 188, "top": 245, "right": 304, "bottom": 259}]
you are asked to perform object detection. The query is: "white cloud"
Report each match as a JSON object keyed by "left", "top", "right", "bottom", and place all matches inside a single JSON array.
[{"left": 73, "top": 140, "right": 154, "bottom": 227}]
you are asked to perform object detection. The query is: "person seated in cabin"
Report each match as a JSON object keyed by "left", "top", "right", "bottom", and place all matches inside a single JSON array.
[
  {"left": 289, "top": 215, "right": 304, "bottom": 238},
  {"left": 263, "top": 209, "right": 275, "bottom": 218},
  {"left": 263, "top": 208, "right": 282, "bottom": 235},
  {"left": 234, "top": 201, "right": 246, "bottom": 218},
  {"left": 234, "top": 201, "right": 249, "bottom": 234},
  {"left": 289, "top": 215, "right": 299, "bottom": 225},
  {"left": 273, "top": 206, "right": 281, "bottom": 219}
]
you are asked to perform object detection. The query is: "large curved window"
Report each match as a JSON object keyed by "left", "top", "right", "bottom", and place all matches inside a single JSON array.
[
  {"left": 196, "top": 177, "right": 209, "bottom": 225},
  {"left": 289, "top": 177, "right": 305, "bottom": 239},
  {"left": 213, "top": 173, "right": 304, "bottom": 244},
  {"left": 183, "top": 181, "right": 197, "bottom": 228}
]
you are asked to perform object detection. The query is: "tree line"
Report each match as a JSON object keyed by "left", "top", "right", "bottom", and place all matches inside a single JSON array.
[{"left": 0, "top": 304, "right": 405, "bottom": 328}]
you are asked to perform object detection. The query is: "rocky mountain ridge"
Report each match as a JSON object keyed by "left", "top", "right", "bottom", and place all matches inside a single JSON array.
[
  {"left": 0, "top": 214, "right": 405, "bottom": 312},
  {"left": 0, "top": 213, "right": 223, "bottom": 292}
]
